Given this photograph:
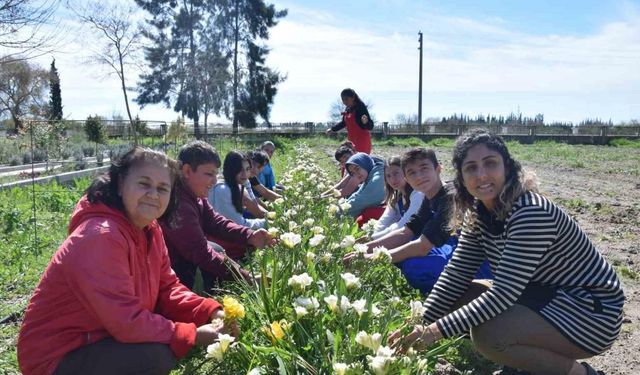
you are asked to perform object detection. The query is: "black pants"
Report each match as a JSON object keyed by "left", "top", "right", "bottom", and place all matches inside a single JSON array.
[{"left": 53, "top": 338, "right": 176, "bottom": 375}]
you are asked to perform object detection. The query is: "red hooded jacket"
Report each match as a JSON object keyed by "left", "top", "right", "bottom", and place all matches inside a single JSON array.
[{"left": 17, "top": 196, "right": 220, "bottom": 375}]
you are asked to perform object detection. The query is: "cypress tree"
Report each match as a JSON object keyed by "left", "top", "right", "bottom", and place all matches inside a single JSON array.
[{"left": 48, "top": 59, "right": 63, "bottom": 122}]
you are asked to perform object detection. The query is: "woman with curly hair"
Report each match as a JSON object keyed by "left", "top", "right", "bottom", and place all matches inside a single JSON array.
[
  {"left": 18, "top": 147, "right": 236, "bottom": 375},
  {"left": 391, "top": 129, "right": 623, "bottom": 375}
]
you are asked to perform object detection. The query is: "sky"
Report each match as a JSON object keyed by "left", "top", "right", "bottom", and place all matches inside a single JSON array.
[{"left": 10, "top": 0, "right": 640, "bottom": 125}]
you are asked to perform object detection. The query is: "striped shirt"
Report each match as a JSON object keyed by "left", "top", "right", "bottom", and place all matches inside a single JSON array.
[{"left": 423, "top": 192, "right": 625, "bottom": 354}]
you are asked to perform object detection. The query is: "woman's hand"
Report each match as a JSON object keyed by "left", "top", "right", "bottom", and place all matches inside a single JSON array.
[
  {"left": 325, "top": 128, "right": 335, "bottom": 135},
  {"left": 195, "top": 310, "right": 240, "bottom": 346},
  {"left": 389, "top": 324, "right": 439, "bottom": 355}
]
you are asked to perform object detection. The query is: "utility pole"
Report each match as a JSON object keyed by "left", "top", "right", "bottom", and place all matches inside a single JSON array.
[{"left": 418, "top": 31, "right": 423, "bottom": 132}]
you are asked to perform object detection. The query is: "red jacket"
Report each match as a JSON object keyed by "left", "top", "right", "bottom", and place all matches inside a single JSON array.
[{"left": 17, "top": 196, "right": 220, "bottom": 375}]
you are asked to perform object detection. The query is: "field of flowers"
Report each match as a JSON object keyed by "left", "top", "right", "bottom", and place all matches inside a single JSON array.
[
  {"left": 0, "top": 138, "right": 486, "bottom": 375},
  {"left": 187, "top": 144, "right": 461, "bottom": 375}
]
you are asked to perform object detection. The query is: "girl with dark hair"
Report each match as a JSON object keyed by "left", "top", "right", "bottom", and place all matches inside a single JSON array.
[
  {"left": 390, "top": 129, "right": 624, "bottom": 375},
  {"left": 209, "top": 151, "right": 266, "bottom": 229},
  {"left": 18, "top": 147, "right": 237, "bottom": 375},
  {"left": 371, "top": 156, "right": 424, "bottom": 240},
  {"left": 326, "top": 88, "right": 374, "bottom": 154}
]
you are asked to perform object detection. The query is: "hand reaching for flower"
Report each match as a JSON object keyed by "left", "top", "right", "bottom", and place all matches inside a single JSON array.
[
  {"left": 248, "top": 229, "right": 275, "bottom": 248},
  {"left": 388, "top": 324, "right": 442, "bottom": 355},
  {"left": 342, "top": 251, "right": 372, "bottom": 266},
  {"left": 195, "top": 309, "right": 240, "bottom": 347}
]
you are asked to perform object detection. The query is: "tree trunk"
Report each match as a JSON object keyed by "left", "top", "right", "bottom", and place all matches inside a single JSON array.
[
  {"left": 204, "top": 112, "right": 208, "bottom": 142},
  {"left": 11, "top": 111, "right": 22, "bottom": 133},
  {"left": 118, "top": 46, "right": 138, "bottom": 146},
  {"left": 188, "top": 0, "right": 201, "bottom": 140},
  {"left": 232, "top": 0, "right": 239, "bottom": 135}
]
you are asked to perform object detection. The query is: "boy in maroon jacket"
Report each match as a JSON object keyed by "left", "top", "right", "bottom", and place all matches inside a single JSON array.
[{"left": 159, "top": 141, "right": 273, "bottom": 290}]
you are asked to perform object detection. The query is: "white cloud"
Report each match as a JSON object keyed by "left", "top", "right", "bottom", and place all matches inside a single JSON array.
[{"left": 266, "top": 6, "right": 640, "bottom": 123}]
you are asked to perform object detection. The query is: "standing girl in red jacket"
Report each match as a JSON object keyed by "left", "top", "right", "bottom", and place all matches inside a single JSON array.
[
  {"left": 18, "top": 147, "right": 237, "bottom": 375},
  {"left": 326, "top": 88, "right": 374, "bottom": 154}
]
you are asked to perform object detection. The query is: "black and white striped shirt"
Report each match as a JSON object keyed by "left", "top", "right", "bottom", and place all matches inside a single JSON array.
[{"left": 423, "top": 192, "right": 625, "bottom": 354}]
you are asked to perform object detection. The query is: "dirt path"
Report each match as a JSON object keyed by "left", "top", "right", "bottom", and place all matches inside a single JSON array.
[{"left": 529, "top": 162, "right": 640, "bottom": 375}]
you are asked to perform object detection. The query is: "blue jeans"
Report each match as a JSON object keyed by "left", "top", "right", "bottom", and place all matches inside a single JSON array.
[{"left": 396, "top": 236, "right": 493, "bottom": 295}]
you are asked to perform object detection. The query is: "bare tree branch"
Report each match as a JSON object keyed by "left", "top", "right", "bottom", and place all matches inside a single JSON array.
[{"left": 69, "top": 0, "right": 142, "bottom": 145}]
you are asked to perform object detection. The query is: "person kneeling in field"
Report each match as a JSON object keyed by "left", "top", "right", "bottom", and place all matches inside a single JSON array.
[
  {"left": 390, "top": 129, "right": 624, "bottom": 375},
  {"left": 343, "top": 148, "right": 492, "bottom": 295},
  {"left": 161, "top": 142, "right": 273, "bottom": 285},
  {"left": 210, "top": 151, "right": 268, "bottom": 229},
  {"left": 342, "top": 152, "right": 386, "bottom": 227},
  {"left": 321, "top": 141, "right": 361, "bottom": 199},
  {"left": 246, "top": 150, "right": 282, "bottom": 202},
  {"left": 257, "top": 141, "right": 285, "bottom": 192},
  {"left": 18, "top": 147, "right": 237, "bottom": 375}
]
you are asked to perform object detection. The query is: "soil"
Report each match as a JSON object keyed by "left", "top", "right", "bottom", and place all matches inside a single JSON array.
[
  {"left": 331, "top": 145, "right": 640, "bottom": 375},
  {"left": 530, "top": 162, "right": 640, "bottom": 375}
]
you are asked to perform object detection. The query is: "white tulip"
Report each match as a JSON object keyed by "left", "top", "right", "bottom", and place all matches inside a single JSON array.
[
  {"left": 340, "top": 235, "right": 356, "bottom": 248},
  {"left": 341, "top": 272, "right": 361, "bottom": 289},
  {"left": 287, "top": 273, "right": 313, "bottom": 291},
  {"left": 309, "top": 234, "right": 325, "bottom": 247}
]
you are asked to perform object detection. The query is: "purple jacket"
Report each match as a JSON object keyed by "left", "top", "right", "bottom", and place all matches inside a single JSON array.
[{"left": 160, "top": 183, "right": 252, "bottom": 277}]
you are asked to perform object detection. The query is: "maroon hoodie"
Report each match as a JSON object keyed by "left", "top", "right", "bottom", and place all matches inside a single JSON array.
[
  {"left": 17, "top": 196, "right": 220, "bottom": 375},
  {"left": 159, "top": 183, "right": 253, "bottom": 279}
]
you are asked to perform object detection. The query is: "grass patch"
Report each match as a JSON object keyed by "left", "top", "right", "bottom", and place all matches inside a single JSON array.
[
  {"left": 616, "top": 266, "right": 639, "bottom": 280},
  {"left": 609, "top": 138, "right": 640, "bottom": 148},
  {"left": 555, "top": 198, "right": 589, "bottom": 211}
]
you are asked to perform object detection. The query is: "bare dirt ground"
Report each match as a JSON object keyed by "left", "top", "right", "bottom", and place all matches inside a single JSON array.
[
  {"left": 335, "top": 144, "right": 640, "bottom": 375},
  {"left": 531, "top": 163, "right": 640, "bottom": 375}
]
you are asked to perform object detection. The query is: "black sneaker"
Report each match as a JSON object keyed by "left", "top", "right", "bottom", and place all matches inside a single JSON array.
[{"left": 582, "top": 362, "right": 605, "bottom": 375}]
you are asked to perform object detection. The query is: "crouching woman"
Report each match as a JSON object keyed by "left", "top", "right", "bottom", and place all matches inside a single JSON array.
[
  {"left": 18, "top": 147, "right": 236, "bottom": 375},
  {"left": 390, "top": 129, "right": 624, "bottom": 375}
]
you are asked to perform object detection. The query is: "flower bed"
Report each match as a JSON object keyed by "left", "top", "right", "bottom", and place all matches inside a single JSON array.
[{"left": 198, "top": 144, "right": 459, "bottom": 374}]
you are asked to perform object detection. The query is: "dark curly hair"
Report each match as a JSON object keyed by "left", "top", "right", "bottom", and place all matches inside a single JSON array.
[
  {"left": 85, "top": 147, "right": 181, "bottom": 227},
  {"left": 452, "top": 128, "right": 537, "bottom": 226}
]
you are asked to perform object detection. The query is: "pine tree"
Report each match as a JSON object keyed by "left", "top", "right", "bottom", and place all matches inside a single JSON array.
[
  {"left": 135, "top": 0, "right": 209, "bottom": 139},
  {"left": 215, "top": 0, "right": 286, "bottom": 131},
  {"left": 48, "top": 59, "right": 63, "bottom": 122}
]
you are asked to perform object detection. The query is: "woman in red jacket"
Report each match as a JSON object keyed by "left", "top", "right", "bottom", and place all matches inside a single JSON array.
[
  {"left": 326, "top": 88, "right": 374, "bottom": 154},
  {"left": 17, "top": 147, "right": 236, "bottom": 375}
]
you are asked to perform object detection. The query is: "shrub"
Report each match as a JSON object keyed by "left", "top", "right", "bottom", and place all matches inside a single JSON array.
[
  {"left": 81, "top": 145, "right": 95, "bottom": 157},
  {"left": 22, "top": 151, "right": 32, "bottom": 164},
  {"left": 108, "top": 144, "right": 131, "bottom": 161},
  {"left": 60, "top": 148, "right": 72, "bottom": 160},
  {"left": 31, "top": 148, "right": 47, "bottom": 163},
  {"left": 8, "top": 155, "right": 21, "bottom": 166},
  {"left": 74, "top": 151, "right": 86, "bottom": 170},
  {"left": 96, "top": 149, "right": 104, "bottom": 166}
]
